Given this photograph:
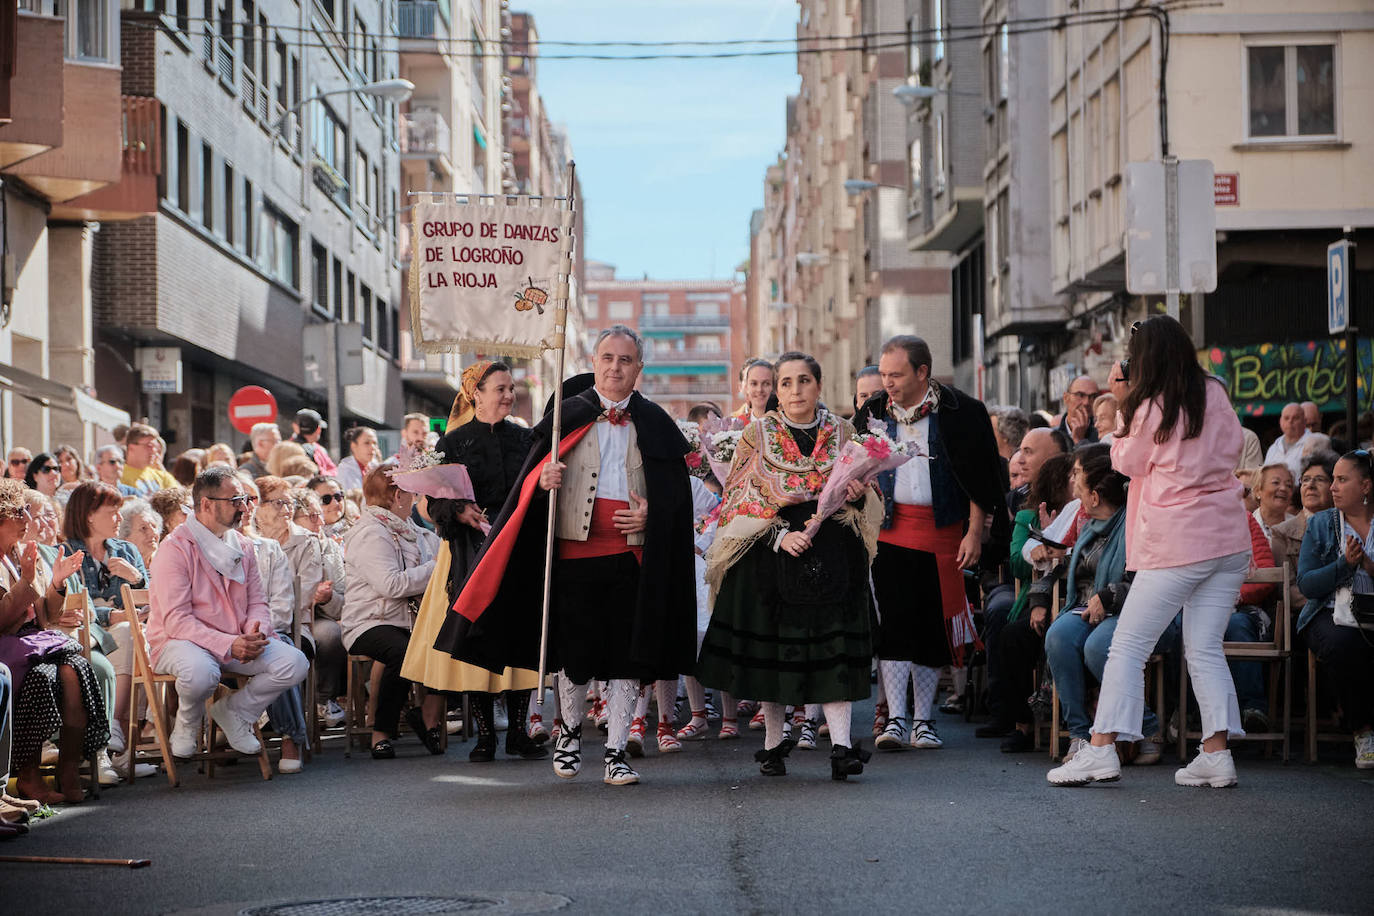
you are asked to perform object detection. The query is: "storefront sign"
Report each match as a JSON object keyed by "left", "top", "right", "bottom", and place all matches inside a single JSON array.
[
  {"left": 136, "top": 347, "right": 182, "bottom": 394},
  {"left": 1200, "top": 339, "right": 1373, "bottom": 417},
  {"left": 1214, "top": 173, "right": 1238, "bottom": 206}
]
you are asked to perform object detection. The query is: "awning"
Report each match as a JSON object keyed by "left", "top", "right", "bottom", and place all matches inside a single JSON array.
[{"left": 0, "top": 362, "right": 131, "bottom": 431}]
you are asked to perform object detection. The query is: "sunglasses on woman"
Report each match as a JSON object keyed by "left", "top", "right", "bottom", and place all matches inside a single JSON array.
[{"left": 318, "top": 492, "right": 342, "bottom": 505}]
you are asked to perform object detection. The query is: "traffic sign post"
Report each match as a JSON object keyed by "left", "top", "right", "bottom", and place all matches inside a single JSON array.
[
  {"left": 1328, "top": 236, "right": 1357, "bottom": 445},
  {"left": 228, "top": 385, "right": 279, "bottom": 436},
  {"left": 1125, "top": 158, "right": 1218, "bottom": 326}
]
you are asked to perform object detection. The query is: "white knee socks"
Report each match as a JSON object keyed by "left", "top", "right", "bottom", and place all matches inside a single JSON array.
[
  {"left": 684, "top": 676, "right": 707, "bottom": 715},
  {"left": 655, "top": 679, "right": 677, "bottom": 724},
  {"left": 880, "top": 660, "right": 912, "bottom": 724},
  {"left": 821, "top": 701, "right": 851, "bottom": 747},
  {"left": 761, "top": 701, "right": 786, "bottom": 750},
  {"left": 604, "top": 678, "right": 638, "bottom": 752},
  {"left": 558, "top": 673, "right": 585, "bottom": 729},
  {"left": 913, "top": 665, "right": 941, "bottom": 722},
  {"left": 634, "top": 684, "right": 650, "bottom": 720}
]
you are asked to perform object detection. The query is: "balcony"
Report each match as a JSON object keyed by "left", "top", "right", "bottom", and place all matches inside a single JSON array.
[
  {"left": 639, "top": 313, "right": 730, "bottom": 331},
  {"left": 400, "top": 106, "right": 453, "bottom": 175},
  {"left": 642, "top": 348, "right": 731, "bottom": 366},
  {"left": 638, "top": 377, "right": 733, "bottom": 399},
  {"left": 0, "top": 14, "right": 66, "bottom": 168},
  {"left": 60, "top": 95, "right": 162, "bottom": 220},
  {"left": 398, "top": 1, "right": 444, "bottom": 40}
]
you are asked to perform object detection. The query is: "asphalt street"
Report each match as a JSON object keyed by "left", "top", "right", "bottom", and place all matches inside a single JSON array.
[{"left": 8, "top": 703, "right": 1373, "bottom": 916}]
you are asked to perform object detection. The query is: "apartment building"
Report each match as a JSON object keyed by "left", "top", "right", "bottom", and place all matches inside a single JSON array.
[
  {"left": 1045, "top": 0, "right": 1373, "bottom": 423},
  {"left": 0, "top": 0, "right": 132, "bottom": 456},
  {"left": 91, "top": 0, "right": 406, "bottom": 451},
  {"left": 585, "top": 261, "right": 746, "bottom": 419}
]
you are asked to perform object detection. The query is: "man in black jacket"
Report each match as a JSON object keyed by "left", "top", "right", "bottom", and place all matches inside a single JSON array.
[
  {"left": 435, "top": 326, "right": 695, "bottom": 786},
  {"left": 855, "top": 335, "right": 1008, "bottom": 752}
]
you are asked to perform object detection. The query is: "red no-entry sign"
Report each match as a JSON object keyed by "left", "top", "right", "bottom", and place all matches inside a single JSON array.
[{"left": 228, "top": 385, "right": 278, "bottom": 435}]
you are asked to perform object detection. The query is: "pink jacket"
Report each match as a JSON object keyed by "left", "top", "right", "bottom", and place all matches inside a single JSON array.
[
  {"left": 1111, "top": 379, "right": 1251, "bottom": 571},
  {"left": 147, "top": 523, "right": 271, "bottom": 664}
]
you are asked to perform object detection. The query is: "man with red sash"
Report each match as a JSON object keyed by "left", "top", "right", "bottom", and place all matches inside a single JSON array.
[
  {"left": 855, "top": 335, "right": 1007, "bottom": 752},
  {"left": 434, "top": 325, "right": 696, "bottom": 786}
]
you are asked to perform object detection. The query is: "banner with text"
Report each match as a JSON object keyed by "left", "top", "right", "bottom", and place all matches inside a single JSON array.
[
  {"left": 408, "top": 201, "right": 573, "bottom": 356},
  {"left": 1200, "top": 339, "right": 1373, "bottom": 418}
]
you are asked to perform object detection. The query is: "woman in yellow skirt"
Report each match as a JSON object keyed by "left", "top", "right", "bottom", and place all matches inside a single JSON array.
[{"left": 400, "top": 360, "right": 547, "bottom": 761}]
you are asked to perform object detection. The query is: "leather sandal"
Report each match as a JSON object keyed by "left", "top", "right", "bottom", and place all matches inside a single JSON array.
[{"left": 371, "top": 739, "right": 396, "bottom": 759}]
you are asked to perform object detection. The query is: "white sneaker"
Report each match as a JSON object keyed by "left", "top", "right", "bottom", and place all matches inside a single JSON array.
[
  {"left": 1047, "top": 741, "right": 1121, "bottom": 786},
  {"left": 209, "top": 698, "right": 262, "bottom": 755},
  {"left": 911, "top": 719, "right": 943, "bottom": 749},
  {"left": 168, "top": 722, "right": 199, "bottom": 759},
  {"left": 1355, "top": 730, "right": 1374, "bottom": 770},
  {"left": 1174, "top": 748, "right": 1237, "bottom": 788},
  {"left": 1064, "top": 737, "right": 1088, "bottom": 762},
  {"left": 107, "top": 720, "right": 127, "bottom": 755},
  {"left": 278, "top": 756, "right": 303, "bottom": 774},
  {"left": 97, "top": 751, "right": 121, "bottom": 786},
  {"left": 320, "top": 700, "right": 346, "bottom": 728},
  {"left": 112, "top": 749, "right": 159, "bottom": 779}
]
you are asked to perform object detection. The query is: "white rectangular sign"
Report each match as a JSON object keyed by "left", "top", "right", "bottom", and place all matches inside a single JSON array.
[
  {"left": 1125, "top": 159, "right": 1217, "bottom": 295},
  {"left": 136, "top": 347, "right": 182, "bottom": 394},
  {"left": 408, "top": 201, "right": 572, "bottom": 357}
]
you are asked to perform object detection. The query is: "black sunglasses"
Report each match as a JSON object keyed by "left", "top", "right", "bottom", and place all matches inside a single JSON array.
[
  {"left": 37, "top": 465, "right": 59, "bottom": 474},
  {"left": 318, "top": 492, "right": 342, "bottom": 505}
]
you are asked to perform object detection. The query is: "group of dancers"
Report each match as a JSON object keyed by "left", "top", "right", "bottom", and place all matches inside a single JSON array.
[{"left": 402, "top": 325, "right": 1005, "bottom": 785}]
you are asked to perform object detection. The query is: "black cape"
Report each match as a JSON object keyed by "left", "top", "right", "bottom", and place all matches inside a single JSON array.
[{"left": 433, "top": 386, "right": 698, "bottom": 681}]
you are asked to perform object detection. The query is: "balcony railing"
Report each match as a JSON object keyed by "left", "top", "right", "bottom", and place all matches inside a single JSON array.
[
  {"left": 216, "top": 38, "right": 234, "bottom": 86},
  {"left": 638, "top": 313, "right": 730, "bottom": 330},
  {"left": 643, "top": 348, "right": 731, "bottom": 364},
  {"left": 401, "top": 106, "right": 451, "bottom": 158},
  {"left": 121, "top": 96, "right": 161, "bottom": 175},
  {"left": 638, "top": 378, "right": 732, "bottom": 397},
  {"left": 398, "top": 0, "right": 442, "bottom": 39}
]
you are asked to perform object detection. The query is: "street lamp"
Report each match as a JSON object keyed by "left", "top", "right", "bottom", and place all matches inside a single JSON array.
[{"left": 271, "top": 78, "right": 416, "bottom": 136}]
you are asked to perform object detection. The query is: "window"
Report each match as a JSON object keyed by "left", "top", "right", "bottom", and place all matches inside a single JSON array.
[
  {"left": 375, "top": 297, "right": 389, "bottom": 353},
  {"left": 176, "top": 0, "right": 189, "bottom": 33},
  {"left": 390, "top": 306, "right": 400, "bottom": 361},
  {"left": 346, "top": 271, "right": 356, "bottom": 322},
  {"left": 258, "top": 204, "right": 299, "bottom": 288},
  {"left": 694, "top": 301, "right": 720, "bottom": 317},
  {"left": 175, "top": 120, "right": 190, "bottom": 213},
  {"left": 585, "top": 295, "right": 598, "bottom": 320},
  {"left": 332, "top": 257, "right": 344, "bottom": 319},
  {"left": 470, "top": 29, "right": 485, "bottom": 118},
  {"left": 355, "top": 147, "right": 371, "bottom": 217},
  {"left": 224, "top": 162, "right": 235, "bottom": 247},
  {"left": 70, "top": 0, "right": 112, "bottom": 63},
  {"left": 241, "top": 0, "right": 256, "bottom": 73},
  {"left": 1247, "top": 43, "right": 1336, "bottom": 138},
  {"left": 998, "top": 23, "right": 1009, "bottom": 102},
  {"left": 908, "top": 138, "right": 922, "bottom": 211},
  {"left": 313, "top": 100, "right": 348, "bottom": 176},
  {"left": 360, "top": 284, "right": 373, "bottom": 341},
  {"left": 906, "top": 14, "right": 920, "bottom": 78},
  {"left": 312, "top": 242, "right": 328, "bottom": 313},
  {"left": 932, "top": 0, "right": 944, "bottom": 63},
  {"left": 200, "top": 142, "right": 213, "bottom": 228},
  {"left": 607, "top": 301, "right": 634, "bottom": 320},
  {"left": 696, "top": 335, "right": 721, "bottom": 351},
  {"left": 933, "top": 114, "right": 946, "bottom": 195},
  {"left": 472, "top": 128, "right": 487, "bottom": 189},
  {"left": 241, "top": 177, "right": 254, "bottom": 258}
]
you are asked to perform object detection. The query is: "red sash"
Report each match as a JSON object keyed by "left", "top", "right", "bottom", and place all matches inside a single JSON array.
[
  {"left": 879, "top": 503, "right": 980, "bottom": 665},
  {"left": 557, "top": 499, "right": 643, "bottom": 562},
  {"left": 452, "top": 423, "right": 593, "bottom": 623}
]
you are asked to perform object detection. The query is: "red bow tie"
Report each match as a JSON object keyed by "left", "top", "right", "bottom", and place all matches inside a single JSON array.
[{"left": 599, "top": 407, "right": 630, "bottom": 426}]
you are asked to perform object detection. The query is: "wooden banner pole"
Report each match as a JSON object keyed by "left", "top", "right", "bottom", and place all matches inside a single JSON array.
[{"left": 536, "top": 161, "right": 576, "bottom": 710}]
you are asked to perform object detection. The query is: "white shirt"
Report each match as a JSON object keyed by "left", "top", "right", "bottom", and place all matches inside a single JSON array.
[
  {"left": 1264, "top": 430, "right": 1309, "bottom": 480},
  {"left": 891, "top": 389, "right": 937, "bottom": 507},
  {"left": 1024, "top": 497, "right": 1082, "bottom": 573},
  {"left": 593, "top": 388, "right": 632, "bottom": 502}
]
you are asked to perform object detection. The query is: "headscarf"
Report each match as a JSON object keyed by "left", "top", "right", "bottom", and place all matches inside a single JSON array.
[{"left": 447, "top": 360, "right": 494, "bottom": 432}]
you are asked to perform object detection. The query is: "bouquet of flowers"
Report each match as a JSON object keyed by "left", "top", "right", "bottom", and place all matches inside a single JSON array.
[
  {"left": 386, "top": 444, "right": 476, "bottom": 502},
  {"left": 699, "top": 416, "right": 747, "bottom": 485},
  {"left": 800, "top": 419, "right": 926, "bottom": 540},
  {"left": 677, "top": 419, "right": 711, "bottom": 480}
]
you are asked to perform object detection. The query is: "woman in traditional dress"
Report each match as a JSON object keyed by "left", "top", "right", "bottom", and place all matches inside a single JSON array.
[
  {"left": 696, "top": 352, "right": 881, "bottom": 780},
  {"left": 401, "top": 360, "right": 547, "bottom": 762}
]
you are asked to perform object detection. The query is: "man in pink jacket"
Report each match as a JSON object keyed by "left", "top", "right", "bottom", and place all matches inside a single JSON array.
[{"left": 148, "top": 466, "right": 309, "bottom": 758}]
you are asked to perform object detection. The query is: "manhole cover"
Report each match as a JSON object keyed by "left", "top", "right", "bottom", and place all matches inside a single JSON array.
[{"left": 239, "top": 897, "right": 506, "bottom": 916}]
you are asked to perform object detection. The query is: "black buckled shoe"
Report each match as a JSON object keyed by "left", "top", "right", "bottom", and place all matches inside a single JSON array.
[
  {"left": 829, "top": 743, "right": 871, "bottom": 781},
  {"left": 753, "top": 737, "right": 797, "bottom": 776}
]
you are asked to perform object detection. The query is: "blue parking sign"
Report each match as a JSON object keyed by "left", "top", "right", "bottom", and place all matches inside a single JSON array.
[{"left": 1328, "top": 240, "right": 1351, "bottom": 335}]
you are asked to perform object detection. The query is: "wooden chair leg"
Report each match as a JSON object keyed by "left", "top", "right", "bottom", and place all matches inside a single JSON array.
[
  {"left": 1282, "top": 655, "right": 1292, "bottom": 764},
  {"left": 1307, "top": 650, "right": 1318, "bottom": 764},
  {"left": 1049, "top": 685, "right": 1062, "bottom": 761}
]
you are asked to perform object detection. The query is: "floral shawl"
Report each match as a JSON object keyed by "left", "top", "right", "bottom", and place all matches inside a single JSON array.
[{"left": 704, "top": 409, "right": 880, "bottom": 602}]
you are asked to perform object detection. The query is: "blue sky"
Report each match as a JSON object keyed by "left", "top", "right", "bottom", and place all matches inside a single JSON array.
[{"left": 515, "top": 1, "right": 800, "bottom": 280}]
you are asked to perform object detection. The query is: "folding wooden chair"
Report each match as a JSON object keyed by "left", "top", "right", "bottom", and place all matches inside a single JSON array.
[
  {"left": 1306, "top": 650, "right": 1352, "bottom": 763},
  {"left": 120, "top": 586, "right": 179, "bottom": 787},
  {"left": 344, "top": 654, "right": 381, "bottom": 756},
  {"left": 1178, "top": 564, "right": 1293, "bottom": 763},
  {"left": 53, "top": 590, "right": 102, "bottom": 798}
]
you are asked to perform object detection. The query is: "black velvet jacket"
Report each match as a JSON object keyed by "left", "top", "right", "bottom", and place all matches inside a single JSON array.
[{"left": 437, "top": 418, "right": 532, "bottom": 518}]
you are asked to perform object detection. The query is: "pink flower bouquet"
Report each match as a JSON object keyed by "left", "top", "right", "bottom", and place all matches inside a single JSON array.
[
  {"left": 387, "top": 445, "right": 476, "bottom": 502},
  {"left": 800, "top": 419, "right": 925, "bottom": 540}
]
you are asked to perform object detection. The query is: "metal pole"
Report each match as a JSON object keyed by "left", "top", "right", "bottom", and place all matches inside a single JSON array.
[
  {"left": 535, "top": 161, "right": 576, "bottom": 708},
  {"left": 324, "top": 321, "right": 341, "bottom": 460},
  {"left": 1164, "top": 156, "right": 1180, "bottom": 320},
  {"left": 1345, "top": 231, "right": 1358, "bottom": 445}
]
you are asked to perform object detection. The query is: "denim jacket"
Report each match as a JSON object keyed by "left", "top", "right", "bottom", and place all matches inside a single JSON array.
[
  {"left": 1295, "top": 507, "right": 1358, "bottom": 632},
  {"left": 65, "top": 537, "right": 149, "bottom": 626}
]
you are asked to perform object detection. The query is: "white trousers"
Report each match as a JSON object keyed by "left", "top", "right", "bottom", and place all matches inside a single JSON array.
[
  {"left": 1093, "top": 550, "right": 1249, "bottom": 742},
  {"left": 155, "top": 638, "right": 309, "bottom": 737}
]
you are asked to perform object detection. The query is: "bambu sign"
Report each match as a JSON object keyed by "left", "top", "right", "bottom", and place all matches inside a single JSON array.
[
  {"left": 1200, "top": 339, "right": 1373, "bottom": 417},
  {"left": 408, "top": 200, "right": 574, "bottom": 357}
]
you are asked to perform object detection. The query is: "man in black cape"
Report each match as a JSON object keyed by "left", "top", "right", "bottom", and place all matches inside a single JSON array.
[{"left": 435, "top": 325, "right": 696, "bottom": 786}]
